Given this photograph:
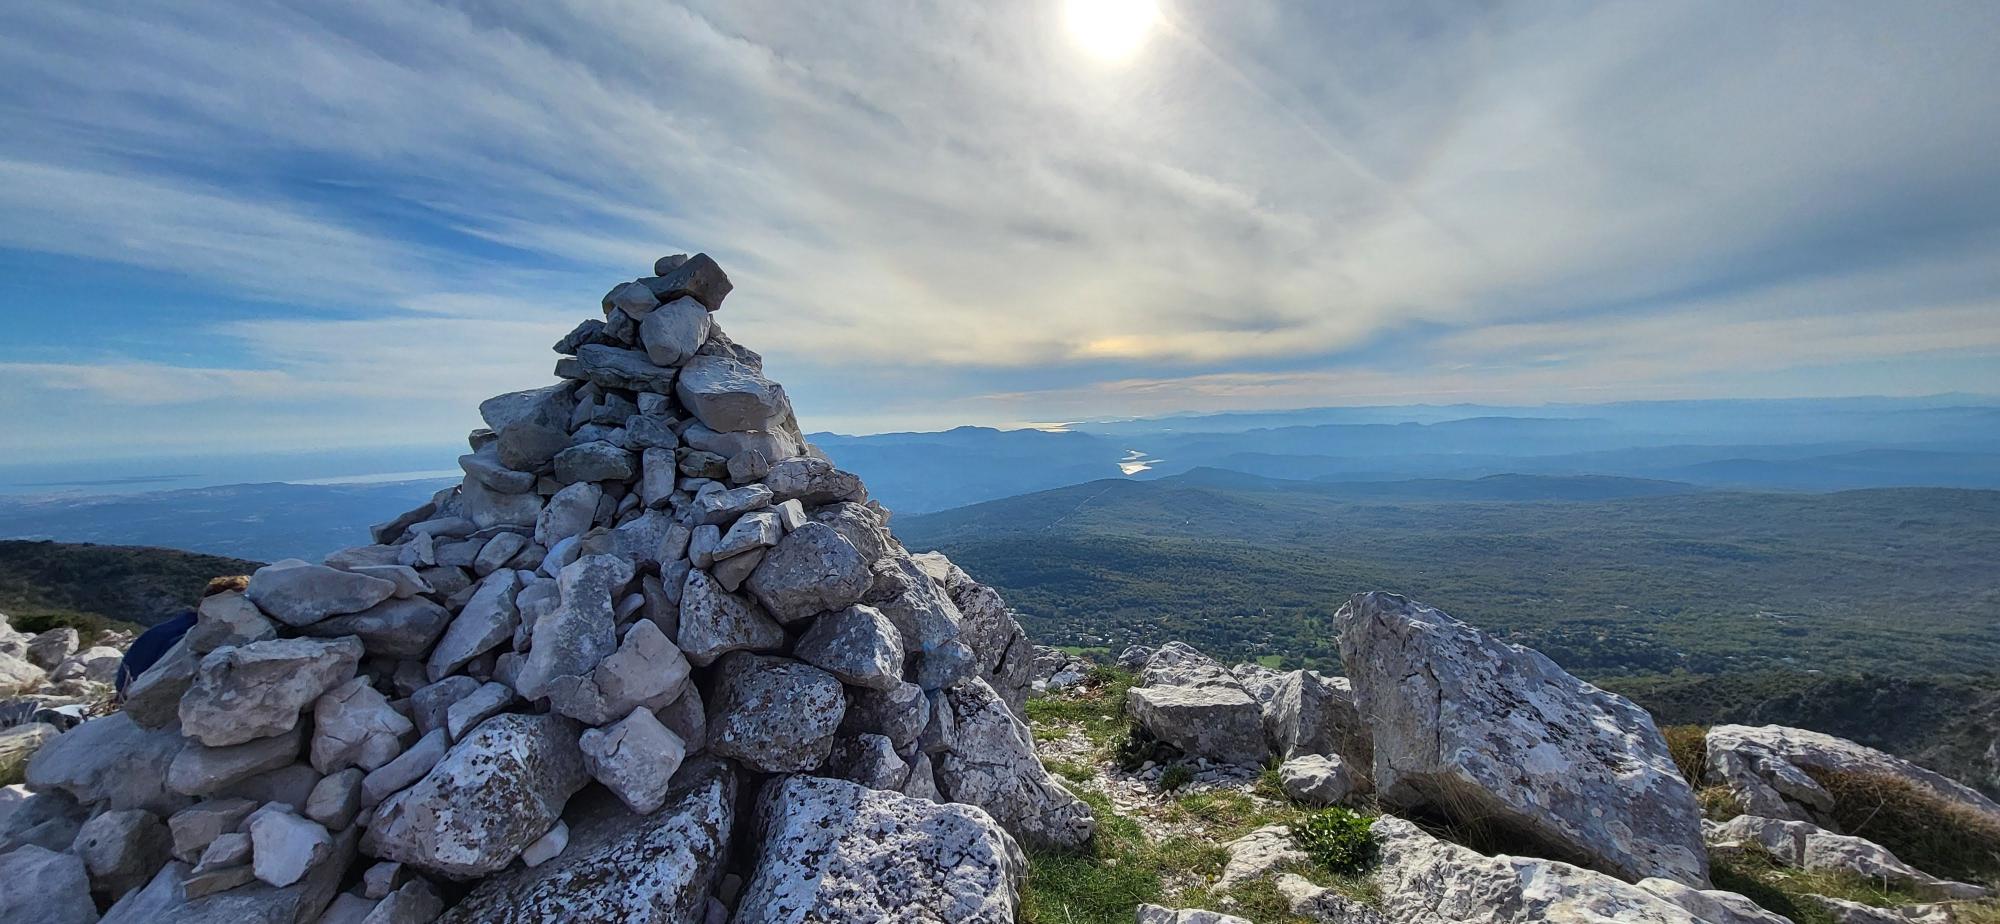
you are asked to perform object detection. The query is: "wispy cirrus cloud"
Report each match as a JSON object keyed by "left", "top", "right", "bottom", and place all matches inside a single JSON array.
[{"left": 0, "top": 0, "right": 1997, "bottom": 458}]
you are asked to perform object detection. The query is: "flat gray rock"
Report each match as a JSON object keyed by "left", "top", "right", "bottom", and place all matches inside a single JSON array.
[
  {"left": 299, "top": 596, "right": 450, "bottom": 659},
  {"left": 26, "top": 710, "right": 189, "bottom": 813},
  {"left": 515, "top": 554, "right": 632, "bottom": 700},
  {"left": 246, "top": 559, "right": 398, "bottom": 628},
  {"left": 675, "top": 354, "right": 786, "bottom": 433},
  {"left": 0, "top": 844, "right": 99, "bottom": 924}
]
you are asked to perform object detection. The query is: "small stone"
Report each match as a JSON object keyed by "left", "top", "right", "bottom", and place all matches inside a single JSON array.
[
  {"left": 445, "top": 681, "right": 516, "bottom": 741},
  {"left": 535, "top": 482, "right": 602, "bottom": 548},
  {"left": 188, "top": 590, "right": 279, "bottom": 653},
  {"left": 762, "top": 457, "right": 865, "bottom": 506},
  {"left": 1278, "top": 753, "right": 1357, "bottom": 806},
  {"left": 605, "top": 280, "right": 660, "bottom": 320},
  {"left": 360, "top": 728, "right": 450, "bottom": 807},
  {"left": 773, "top": 498, "right": 808, "bottom": 531},
  {"left": 168, "top": 798, "right": 258, "bottom": 864},
  {"left": 711, "top": 548, "right": 763, "bottom": 592},
  {"left": 474, "top": 532, "right": 530, "bottom": 577},
  {"left": 554, "top": 440, "right": 638, "bottom": 484},
  {"left": 640, "top": 252, "right": 732, "bottom": 310},
  {"left": 301, "top": 595, "right": 452, "bottom": 660},
  {"left": 695, "top": 483, "right": 773, "bottom": 526},
  {"left": 559, "top": 344, "right": 677, "bottom": 394},
  {"left": 362, "top": 861, "right": 407, "bottom": 899},
  {"left": 713, "top": 509, "right": 782, "bottom": 559},
  {"left": 193, "top": 831, "right": 251, "bottom": 872},
  {"left": 249, "top": 806, "right": 333, "bottom": 888},
  {"left": 349, "top": 565, "right": 433, "bottom": 598},
  {"left": 307, "top": 768, "right": 365, "bottom": 830},
  {"left": 74, "top": 807, "right": 173, "bottom": 897},
  {"left": 409, "top": 675, "right": 482, "bottom": 737},
  {"left": 427, "top": 570, "right": 522, "bottom": 681},
  {"left": 579, "top": 707, "right": 688, "bottom": 814}
]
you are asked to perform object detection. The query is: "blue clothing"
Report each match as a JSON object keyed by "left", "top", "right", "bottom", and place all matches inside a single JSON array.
[{"left": 117, "top": 609, "right": 197, "bottom": 694}]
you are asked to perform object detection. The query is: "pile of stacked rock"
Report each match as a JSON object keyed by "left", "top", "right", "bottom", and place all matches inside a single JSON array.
[{"left": 4, "top": 253, "right": 1092, "bottom": 923}]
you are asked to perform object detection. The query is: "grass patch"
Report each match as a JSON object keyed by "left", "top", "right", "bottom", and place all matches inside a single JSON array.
[
  {"left": 1045, "top": 758, "right": 1097, "bottom": 785},
  {"left": 1809, "top": 769, "right": 2000, "bottom": 883},
  {"left": 1024, "top": 667, "right": 1137, "bottom": 756},
  {"left": 1215, "top": 878, "right": 1316, "bottom": 923},
  {"left": 1695, "top": 785, "right": 1745, "bottom": 821},
  {"left": 1160, "top": 763, "right": 1194, "bottom": 792},
  {"left": 1021, "top": 790, "right": 1234, "bottom": 924},
  {"left": 1660, "top": 724, "right": 1708, "bottom": 785}
]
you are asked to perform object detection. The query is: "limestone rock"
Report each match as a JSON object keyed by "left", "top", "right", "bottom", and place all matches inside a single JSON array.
[
  {"left": 1704, "top": 724, "right": 2000, "bottom": 829},
  {"left": 26, "top": 711, "right": 189, "bottom": 813},
  {"left": 311, "top": 677, "right": 415, "bottom": 773},
  {"left": 535, "top": 482, "right": 601, "bottom": 548},
  {"left": 426, "top": 570, "right": 520, "bottom": 681},
  {"left": 75, "top": 807, "right": 174, "bottom": 897},
  {"left": 124, "top": 637, "right": 199, "bottom": 728},
  {"left": 639, "top": 296, "right": 712, "bottom": 367},
  {"left": 436, "top": 759, "right": 736, "bottom": 923},
  {"left": 359, "top": 728, "right": 449, "bottom": 807},
  {"left": 579, "top": 707, "right": 688, "bottom": 814},
  {"left": 936, "top": 678, "right": 1095, "bottom": 851},
  {"left": 515, "top": 554, "right": 632, "bottom": 701},
  {"left": 363, "top": 713, "right": 589, "bottom": 879},
  {"left": 763, "top": 457, "right": 865, "bottom": 506},
  {"left": 1705, "top": 815, "right": 1989, "bottom": 900},
  {"left": 1126, "top": 643, "right": 1268, "bottom": 767},
  {"left": 1268, "top": 669, "right": 1371, "bottom": 777},
  {"left": 1278, "top": 753, "right": 1358, "bottom": 806},
  {"left": 559, "top": 344, "right": 677, "bottom": 394},
  {"left": 675, "top": 568, "right": 785, "bottom": 666},
  {"left": 1337, "top": 591, "right": 1708, "bottom": 887},
  {"left": 179, "top": 637, "right": 365, "bottom": 747},
  {"left": 746, "top": 521, "right": 871, "bottom": 624},
  {"left": 839, "top": 680, "right": 929, "bottom": 752},
  {"left": 300, "top": 596, "right": 451, "bottom": 659},
  {"left": 735, "top": 775, "right": 1025, "bottom": 924},
  {"left": 0, "top": 844, "right": 99, "bottom": 924},
  {"left": 249, "top": 808, "right": 332, "bottom": 888},
  {"left": 1364, "top": 815, "right": 1766, "bottom": 924},
  {"left": 246, "top": 560, "right": 398, "bottom": 628},
  {"left": 705, "top": 652, "right": 845, "bottom": 773},
  {"left": 306, "top": 769, "right": 363, "bottom": 830},
  {"left": 0, "top": 652, "right": 45, "bottom": 696},
  {"left": 51, "top": 644, "right": 122, "bottom": 684},
  {"left": 793, "top": 604, "right": 905, "bottom": 690},
  {"left": 554, "top": 440, "right": 636, "bottom": 484},
  {"left": 676, "top": 354, "right": 785, "bottom": 433},
  {"left": 640, "top": 252, "right": 732, "bottom": 310},
  {"left": 25, "top": 627, "right": 79, "bottom": 669},
  {"left": 168, "top": 725, "right": 305, "bottom": 796},
  {"left": 1218, "top": 824, "right": 1310, "bottom": 891},
  {"left": 1136, "top": 906, "right": 1254, "bottom": 924}
]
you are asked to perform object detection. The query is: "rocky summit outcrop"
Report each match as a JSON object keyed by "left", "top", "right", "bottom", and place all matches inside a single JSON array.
[
  {"left": 1703, "top": 723, "right": 2000, "bottom": 830},
  {"left": 1, "top": 252, "right": 1086, "bottom": 923},
  {"left": 1126, "top": 642, "right": 1270, "bottom": 768},
  {"left": 1336, "top": 591, "right": 1710, "bottom": 887}
]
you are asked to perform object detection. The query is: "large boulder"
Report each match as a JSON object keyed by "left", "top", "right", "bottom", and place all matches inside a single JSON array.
[
  {"left": 1125, "top": 643, "right": 1269, "bottom": 767},
  {"left": 178, "top": 636, "right": 365, "bottom": 747},
  {"left": 1703, "top": 724, "right": 2000, "bottom": 829},
  {"left": 436, "top": 759, "right": 735, "bottom": 923},
  {"left": 734, "top": 775, "right": 1025, "bottom": 924},
  {"left": 1336, "top": 592, "right": 1708, "bottom": 887},
  {"left": 1266, "top": 669, "right": 1371, "bottom": 781},
  {"left": 362, "top": 713, "right": 589, "bottom": 879},
  {"left": 935, "top": 678, "right": 1095, "bottom": 851},
  {"left": 674, "top": 354, "right": 786, "bottom": 433},
  {"left": 26, "top": 711, "right": 189, "bottom": 813}
]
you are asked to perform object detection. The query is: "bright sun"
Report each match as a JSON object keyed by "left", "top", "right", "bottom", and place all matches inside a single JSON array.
[{"left": 1063, "top": 0, "right": 1159, "bottom": 63}]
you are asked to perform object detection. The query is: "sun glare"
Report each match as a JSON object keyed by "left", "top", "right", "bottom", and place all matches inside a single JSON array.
[{"left": 1064, "top": 0, "right": 1159, "bottom": 63}]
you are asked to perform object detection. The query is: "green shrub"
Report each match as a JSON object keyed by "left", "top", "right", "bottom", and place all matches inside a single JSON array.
[
  {"left": 1660, "top": 724, "right": 1709, "bottom": 785},
  {"left": 1809, "top": 769, "right": 2000, "bottom": 883},
  {"left": 1290, "top": 807, "right": 1378, "bottom": 875},
  {"left": 1159, "top": 763, "right": 1194, "bottom": 791}
]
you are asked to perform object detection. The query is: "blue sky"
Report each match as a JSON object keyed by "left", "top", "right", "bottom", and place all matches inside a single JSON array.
[{"left": 2, "top": 1, "right": 1998, "bottom": 462}]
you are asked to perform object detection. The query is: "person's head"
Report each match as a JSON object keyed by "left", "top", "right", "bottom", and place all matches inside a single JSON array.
[{"left": 203, "top": 575, "right": 251, "bottom": 597}]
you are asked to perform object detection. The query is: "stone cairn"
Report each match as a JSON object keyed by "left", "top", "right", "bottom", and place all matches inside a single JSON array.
[{"left": 10, "top": 253, "right": 1095, "bottom": 923}]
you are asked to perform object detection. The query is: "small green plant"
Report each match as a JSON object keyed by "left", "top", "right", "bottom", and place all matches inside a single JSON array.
[
  {"left": 1159, "top": 763, "right": 1194, "bottom": 791},
  {"left": 1112, "top": 723, "right": 1179, "bottom": 771},
  {"left": 1289, "top": 807, "right": 1378, "bottom": 876}
]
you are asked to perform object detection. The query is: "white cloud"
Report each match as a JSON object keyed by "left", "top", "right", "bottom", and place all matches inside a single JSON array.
[{"left": 0, "top": 0, "right": 1997, "bottom": 456}]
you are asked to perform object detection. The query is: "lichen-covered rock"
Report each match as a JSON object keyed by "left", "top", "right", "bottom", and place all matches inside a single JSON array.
[
  {"left": 745, "top": 522, "right": 871, "bottom": 624},
  {"left": 179, "top": 636, "right": 365, "bottom": 747},
  {"left": 676, "top": 568, "right": 786, "bottom": 666},
  {"left": 310, "top": 677, "right": 415, "bottom": 773},
  {"left": 1136, "top": 906, "right": 1254, "bottom": 924},
  {"left": 792, "top": 604, "right": 905, "bottom": 691},
  {"left": 437, "top": 760, "right": 735, "bottom": 923},
  {"left": 579, "top": 707, "right": 688, "bottom": 815},
  {"left": 935, "top": 678, "right": 1094, "bottom": 851},
  {"left": 362, "top": 713, "right": 589, "bottom": 879},
  {"left": 1337, "top": 592, "right": 1708, "bottom": 887},
  {"left": 735, "top": 775, "right": 1024, "bottom": 924},
  {"left": 1703, "top": 724, "right": 2000, "bottom": 830},
  {"left": 705, "top": 653, "right": 845, "bottom": 773},
  {"left": 514, "top": 554, "right": 632, "bottom": 700},
  {"left": 1364, "top": 816, "right": 1768, "bottom": 924},
  {"left": 1125, "top": 643, "right": 1269, "bottom": 768}
]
